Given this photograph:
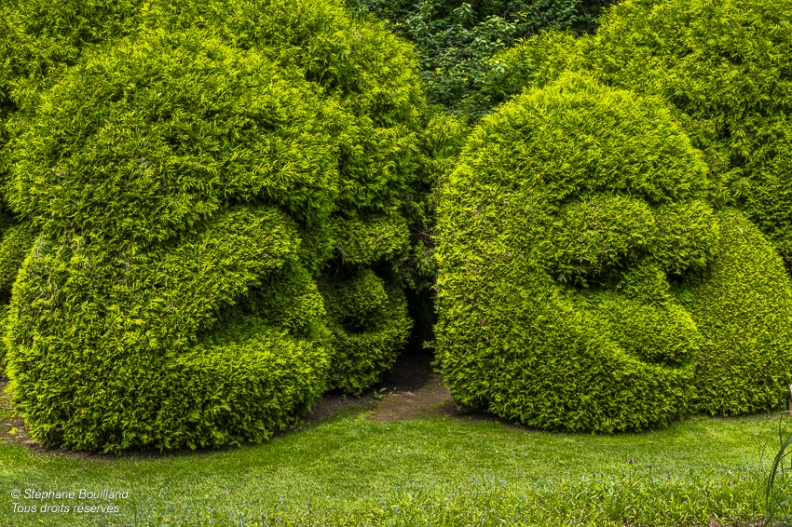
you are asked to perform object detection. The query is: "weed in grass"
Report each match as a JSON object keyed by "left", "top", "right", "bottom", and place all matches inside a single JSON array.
[{"left": 763, "top": 414, "right": 792, "bottom": 527}]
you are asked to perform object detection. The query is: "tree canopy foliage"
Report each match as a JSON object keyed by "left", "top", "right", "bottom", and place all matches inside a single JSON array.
[{"left": 345, "top": 0, "right": 618, "bottom": 120}]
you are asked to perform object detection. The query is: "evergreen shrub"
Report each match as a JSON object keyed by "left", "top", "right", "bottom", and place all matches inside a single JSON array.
[
  {"left": 488, "top": 0, "right": 792, "bottom": 271},
  {"left": 587, "top": 0, "right": 792, "bottom": 270},
  {"left": 5, "top": 0, "right": 429, "bottom": 450},
  {"left": 0, "top": 2, "right": 147, "bottom": 376},
  {"left": 320, "top": 269, "right": 411, "bottom": 394},
  {"left": 435, "top": 72, "right": 792, "bottom": 430},
  {"left": 145, "top": 0, "right": 437, "bottom": 373},
  {"left": 673, "top": 209, "right": 792, "bottom": 416}
]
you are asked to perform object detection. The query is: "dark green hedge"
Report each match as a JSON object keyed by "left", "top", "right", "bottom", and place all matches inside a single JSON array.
[
  {"left": 345, "top": 0, "right": 618, "bottom": 120},
  {"left": 320, "top": 269, "right": 411, "bottom": 394},
  {"left": 435, "top": 72, "right": 792, "bottom": 431},
  {"left": 4, "top": 0, "right": 430, "bottom": 451}
]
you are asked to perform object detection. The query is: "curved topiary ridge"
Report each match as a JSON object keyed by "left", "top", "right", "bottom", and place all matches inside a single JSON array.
[
  {"left": 673, "top": 208, "right": 792, "bottom": 416},
  {"left": 319, "top": 268, "right": 411, "bottom": 394},
  {"left": 587, "top": 0, "right": 792, "bottom": 269},
  {"left": 437, "top": 70, "right": 792, "bottom": 428}
]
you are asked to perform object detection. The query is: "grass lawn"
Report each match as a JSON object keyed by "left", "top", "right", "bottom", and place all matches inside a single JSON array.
[{"left": 0, "top": 357, "right": 789, "bottom": 527}]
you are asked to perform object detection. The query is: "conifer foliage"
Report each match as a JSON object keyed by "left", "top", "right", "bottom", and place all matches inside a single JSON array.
[
  {"left": 486, "top": 0, "right": 792, "bottom": 272},
  {"left": 435, "top": 73, "right": 792, "bottom": 431},
  {"left": 2, "top": 0, "right": 434, "bottom": 452}
]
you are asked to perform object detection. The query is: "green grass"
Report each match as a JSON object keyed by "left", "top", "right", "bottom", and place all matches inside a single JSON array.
[{"left": 0, "top": 394, "right": 788, "bottom": 527}]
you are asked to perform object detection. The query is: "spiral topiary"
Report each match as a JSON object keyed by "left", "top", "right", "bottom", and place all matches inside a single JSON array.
[
  {"left": 435, "top": 72, "right": 792, "bottom": 431},
  {"left": 5, "top": 0, "right": 432, "bottom": 450}
]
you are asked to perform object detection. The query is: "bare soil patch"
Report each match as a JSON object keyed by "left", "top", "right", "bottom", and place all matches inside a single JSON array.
[
  {"left": 370, "top": 353, "right": 454, "bottom": 421},
  {"left": 0, "top": 378, "right": 39, "bottom": 451},
  {"left": 307, "top": 352, "right": 456, "bottom": 423}
]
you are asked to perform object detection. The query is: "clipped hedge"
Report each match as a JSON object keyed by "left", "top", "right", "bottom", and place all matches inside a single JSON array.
[
  {"left": 0, "top": 0, "right": 151, "bottom": 377},
  {"left": 6, "top": 202, "right": 330, "bottom": 451},
  {"left": 436, "top": 72, "right": 792, "bottom": 431},
  {"left": 435, "top": 73, "right": 704, "bottom": 432},
  {"left": 5, "top": 0, "right": 427, "bottom": 450}
]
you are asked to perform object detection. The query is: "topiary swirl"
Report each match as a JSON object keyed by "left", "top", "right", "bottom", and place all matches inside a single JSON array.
[{"left": 435, "top": 72, "right": 792, "bottom": 431}]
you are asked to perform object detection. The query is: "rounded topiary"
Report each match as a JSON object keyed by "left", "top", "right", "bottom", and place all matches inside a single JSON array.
[
  {"left": 139, "top": 0, "right": 430, "bottom": 223},
  {"left": 8, "top": 29, "right": 341, "bottom": 247},
  {"left": 0, "top": 1, "right": 149, "bottom": 378},
  {"left": 4, "top": 5, "right": 424, "bottom": 450},
  {"left": 488, "top": 0, "right": 792, "bottom": 272},
  {"left": 436, "top": 72, "right": 792, "bottom": 431}
]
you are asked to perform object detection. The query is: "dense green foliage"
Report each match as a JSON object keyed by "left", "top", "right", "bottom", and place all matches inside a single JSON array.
[
  {"left": 674, "top": 209, "right": 792, "bottom": 416},
  {"left": 3, "top": 0, "right": 435, "bottom": 452},
  {"left": 435, "top": 72, "right": 792, "bottom": 431},
  {"left": 320, "top": 269, "right": 411, "bottom": 394},
  {"left": 487, "top": 0, "right": 792, "bottom": 272},
  {"left": 0, "top": 0, "right": 152, "bottom": 373},
  {"left": 345, "top": 0, "right": 617, "bottom": 120},
  {"left": 589, "top": 0, "right": 792, "bottom": 272},
  {"left": 5, "top": 29, "right": 336, "bottom": 451}
]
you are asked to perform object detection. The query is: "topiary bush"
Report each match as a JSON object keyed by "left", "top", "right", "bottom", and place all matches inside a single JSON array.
[
  {"left": 486, "top": 0, "right": 792, "bottom": 273},
  {"left": 0, "top": 1, "right": 150, "bottom": 378},
  {"left": 435, "top": 72, "right": 792, "bottom": 431},
  {"left": 5, "top": 0, "right": 430, "bottom": 450},
  {"left": 144, "top": 0, "right": 437, "bottom": 372}
]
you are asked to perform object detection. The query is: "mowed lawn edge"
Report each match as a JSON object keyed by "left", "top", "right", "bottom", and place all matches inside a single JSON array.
[{"left": 1, "top": 377, "right": 789, "bottom": 526}]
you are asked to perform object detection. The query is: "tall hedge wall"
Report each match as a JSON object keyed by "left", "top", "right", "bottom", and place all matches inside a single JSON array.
[
  {"left": 435, "top": 72, "right": 792, "bottom": 431},
  {"left": 5, "top": 0, "right": 431, "bottom": 452}
]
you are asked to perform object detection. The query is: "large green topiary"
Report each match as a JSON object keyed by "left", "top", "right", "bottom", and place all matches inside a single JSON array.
[
  {"left": 5, "top": 0, "right": 430, "bottom": 450},
  {"left": 486, "top": 0, "right": 792, "bottom": 272},
  {"left": 435, "top": 72, "right": 792, "bottom": 431},
  {"left": 6, "top": 30, "right": 336, "bottom": 452}
]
